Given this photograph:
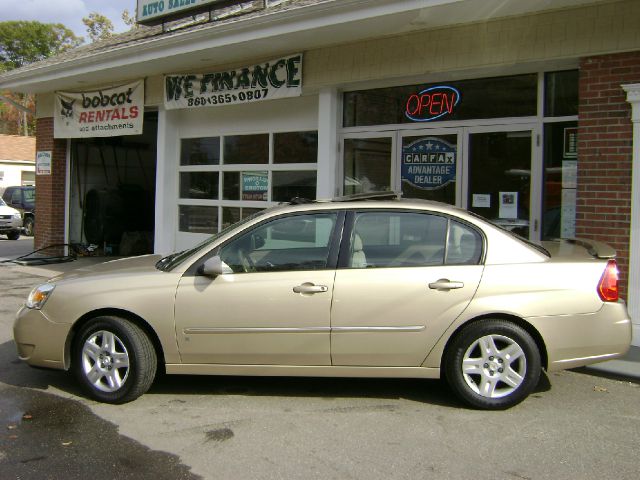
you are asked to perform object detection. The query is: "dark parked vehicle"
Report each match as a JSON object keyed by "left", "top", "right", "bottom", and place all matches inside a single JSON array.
[{"left": 2, "top": 185, "right": 35, "bottom": 236}]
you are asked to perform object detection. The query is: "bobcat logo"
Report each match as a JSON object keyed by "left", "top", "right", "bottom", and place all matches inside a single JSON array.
[{"left": 60, "top": 98, "right": 75, "bottom": 118}]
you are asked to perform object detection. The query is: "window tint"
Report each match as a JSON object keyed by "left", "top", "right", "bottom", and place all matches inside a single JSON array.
[
  {"left": 446, "top": 221, "right": 483, "bottom": 265},
  {"left": 219, "top": 213, "right": 337, "bottom": 273},
  {"left": 348, "top": 212, "right": 448, "bottom": 268}
]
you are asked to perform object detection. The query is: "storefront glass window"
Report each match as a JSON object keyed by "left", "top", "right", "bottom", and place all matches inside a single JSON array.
[
  {"left": 273, "top": 171, "right": 317, "bottom": 201},
  {"left": 180, "top": 137, "right": 220, "bottom": 165},
  {"left": 224, "top": 134, "right": 269, "bottom": 164},
  {"left": 343, "top": 74, "right": 537, "bottom": 127},
  {"left": 544, "top": 70, "right": 578, "bottom": 117},
  {"left": 274, "top": 131, "right": 318, "bottom": 164},
  {"left": 542, "top": 121, "right": 578, "bottom": 240},
  {"left": 180, "top": 172, "right": 218, "bottom": 199},
  {"left": 343, "top": 137, "right": 392, "bottom": 195},
  {"left": 179, "top": 205, "right": 218, "bottom": 234},
  {"left": 179, "top": 131, "right": 317, "bottom": 234}
]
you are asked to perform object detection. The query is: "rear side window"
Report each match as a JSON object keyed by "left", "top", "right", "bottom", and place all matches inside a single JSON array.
[
  {"left": 346, "top": 211, "right": 483, "bottom": 268},
  {"left": 446, "top": 220, "right": 483, "bottom": 265},
  {"left": 348, "top": 212, "right": 447, "bottom": 268}
]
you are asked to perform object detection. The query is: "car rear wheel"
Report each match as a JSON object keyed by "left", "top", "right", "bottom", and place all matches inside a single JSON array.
[
  {"left": 444, "top": 319, "right": 541, "bottom": 410},
  {"left": 23, "top": 217, "right": 34, "bottom": 236},
  {"left": 73, "top": 316, "right": 157, "bottom": 404}
]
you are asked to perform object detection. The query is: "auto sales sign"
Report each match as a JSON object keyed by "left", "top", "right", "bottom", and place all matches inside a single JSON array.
[{"left": 54, "top": 80, "right": 144, "bottom": 138}]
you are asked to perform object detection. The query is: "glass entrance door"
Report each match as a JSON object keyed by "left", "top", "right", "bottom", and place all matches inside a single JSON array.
[
  {"left": 466, "top": 127, "right": 539, "bottom": 239},
  {"left": 398, "top": 129, "right": 462, "bottom": 205},
  {"left": 342, "top": 133, "right": 395, "bottom": 196}
]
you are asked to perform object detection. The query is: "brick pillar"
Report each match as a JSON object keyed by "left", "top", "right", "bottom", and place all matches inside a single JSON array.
[
  {"left": 35, "top": 117, "right": 67, "bottom": 255},
  {"left": 576, "top": 51, "right": 640, "bottom": 300}
]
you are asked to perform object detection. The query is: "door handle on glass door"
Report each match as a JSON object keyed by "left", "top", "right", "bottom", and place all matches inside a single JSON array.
[
  {"left": 428, "top": 279, "right": 464, "bottom": 290},
  {"left": 293, "top": 283, "right": 329, "bottom": 294}
]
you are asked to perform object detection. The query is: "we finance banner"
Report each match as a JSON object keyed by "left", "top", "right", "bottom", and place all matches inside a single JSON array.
[
  {"left": 54, "top": 80, "right": 144, "bottom": 138},
  {"left": 164, "top": 53, "right": 302, "bottom": 110}
]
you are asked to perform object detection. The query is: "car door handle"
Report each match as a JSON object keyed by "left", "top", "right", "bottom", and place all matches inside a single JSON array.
[
  {"left": 293, "top": 283, "right": 329, "bottom": 294},
  {"left": 428, "top": 279, "right": 464, "bottom": 291}
]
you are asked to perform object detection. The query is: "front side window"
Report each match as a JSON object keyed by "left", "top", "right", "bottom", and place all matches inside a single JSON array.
[
  {"left": 219, "top": 213, "right": 338, "bottom": 273},
  {"left": 347, "top": 211, "right": 482, "bottom": 268}
]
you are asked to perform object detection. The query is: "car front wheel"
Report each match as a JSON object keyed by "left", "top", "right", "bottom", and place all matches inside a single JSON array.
[
  {"left": 7, "top": 230, "right": 20, "bottom": 240},
  {"left": 444, "top": 319, "right": 541, "bottom": 410},
  {"left": 73, "top": 316, "right": 157, "bottom": 404}
]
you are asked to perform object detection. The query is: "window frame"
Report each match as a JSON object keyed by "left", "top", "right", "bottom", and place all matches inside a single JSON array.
[{"left": 337, "top": 209, "right": 486, "bottom": 269}]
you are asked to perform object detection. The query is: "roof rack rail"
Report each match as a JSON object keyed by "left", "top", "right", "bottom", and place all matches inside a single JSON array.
[{"left": 332, "top": 191, "right": 401, "bottom": 202}]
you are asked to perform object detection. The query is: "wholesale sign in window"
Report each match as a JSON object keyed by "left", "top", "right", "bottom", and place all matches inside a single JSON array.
[
  {"left": 164, "top": 54, "right": 302, "bottom": 110},
  {"left": 54, "top": 80, "right": 144, "bottom": 138}
]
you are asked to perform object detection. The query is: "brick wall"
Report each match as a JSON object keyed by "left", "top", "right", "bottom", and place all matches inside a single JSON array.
[
  {"left": 34, "top": 117, "right": 67, "bottom": 255},
  {"left": 577, "top": 51, "right": 640, "bottom": 299}
]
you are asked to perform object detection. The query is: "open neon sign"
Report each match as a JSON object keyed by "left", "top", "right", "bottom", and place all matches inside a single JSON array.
[{"left": 405, "top": 86, "right": 461, "bottom": 122}]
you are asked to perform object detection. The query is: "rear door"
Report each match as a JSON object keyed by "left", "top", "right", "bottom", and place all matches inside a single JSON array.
[{"left": 330, "top": 210, "right": 484, "bottom": 366}]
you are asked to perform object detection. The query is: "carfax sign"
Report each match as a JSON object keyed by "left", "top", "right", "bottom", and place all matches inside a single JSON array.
[
  {"left": 164, "top": 54, "right": 302, "bottom": 110},
  {"left": 54, "top": 80, "right": 144, "bottom": 138},
  {"left": 402, "top": 137, "right": 456, "bottom": 190}
]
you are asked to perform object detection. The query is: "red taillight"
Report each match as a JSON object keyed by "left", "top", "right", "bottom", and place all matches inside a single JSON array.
[{"left": 598, "top": 259, "right": 619, "bottom": 302}]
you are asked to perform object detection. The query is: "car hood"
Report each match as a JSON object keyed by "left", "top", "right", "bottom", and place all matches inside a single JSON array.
[
  {"left": 51, "top": 254, "right": 164, "bottom": 283},
  {"left": 0, "top": 204, "right": 20, "bottom": 215}
]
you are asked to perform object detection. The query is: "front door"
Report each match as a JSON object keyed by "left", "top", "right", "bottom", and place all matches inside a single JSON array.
[
  {"left": 174, "top": 212, "right": 340, "bottom": 365},
  {"left": 465, "top": 127, "right": 539, "bottom": 239}
]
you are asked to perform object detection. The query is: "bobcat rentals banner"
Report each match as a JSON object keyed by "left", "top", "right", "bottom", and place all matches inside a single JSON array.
[
  {"left": 164, "top": 53, "right": 302, "bottom": 110},
  {"left": 54, "top": 80, "right": 144, "bottom": 138}
]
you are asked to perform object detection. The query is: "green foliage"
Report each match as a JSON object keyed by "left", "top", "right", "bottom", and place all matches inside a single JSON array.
[
  {"left": 82, "top": 12, "right": 114, "bottom": 43},
  {"left": 0, "top": 21, "right": 82, "bottom": 70}
]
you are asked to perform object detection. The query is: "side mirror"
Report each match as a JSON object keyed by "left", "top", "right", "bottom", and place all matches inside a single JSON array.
[{"left": 200, "top": 256, "right": 234, "bottom": 277}]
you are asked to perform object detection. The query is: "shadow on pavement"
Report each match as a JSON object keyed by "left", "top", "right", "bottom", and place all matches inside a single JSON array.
[{"left": 0, "top": 385, "right": 201, "bottom": 480}]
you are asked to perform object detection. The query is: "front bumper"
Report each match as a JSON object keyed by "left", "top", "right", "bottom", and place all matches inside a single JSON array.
[
  {"left": 13, "top": 306, "right": 72, "bottom": 370},
  {"left": 0, "top": 216, "right": 22, "bottom": 231}
]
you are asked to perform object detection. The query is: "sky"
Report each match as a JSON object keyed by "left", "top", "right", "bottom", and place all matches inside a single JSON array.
[{"left": 0, "top": 0, "right": 138, "bottom": 40}]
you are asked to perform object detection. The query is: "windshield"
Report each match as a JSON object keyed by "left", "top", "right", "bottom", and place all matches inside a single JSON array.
[
  {"left": 155, "top": 208, "right": 272, "bottom": 271},
  {"left": 0, "top": 198, "right": 6, "bottom": 207}
]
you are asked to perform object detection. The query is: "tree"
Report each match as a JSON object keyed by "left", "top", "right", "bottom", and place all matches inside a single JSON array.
[
  {"left": 0, "top": 21, "right": 81, "bottom": 135},
  {"left": 122, "top": 9, "right": 138, "bottom": 30},
  {"left": 82, "top": 12, "right": 114, "bottom": 43},
  {"left": 0, "top": 21, "right": 81, "bottom": 70}
]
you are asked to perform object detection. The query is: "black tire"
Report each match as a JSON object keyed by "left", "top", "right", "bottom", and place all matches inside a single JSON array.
[
  {"left": 73, "top": 316, "right": 157, "bottom": 404},
  {"left": 444, "top": 319, "right": 541, "bottom": 410},
  {"left": 23, "top": 217, "right": 34, "bottom": 236},
  {"left": 7, "top": 230, "right": 20, "bottom": 240}
]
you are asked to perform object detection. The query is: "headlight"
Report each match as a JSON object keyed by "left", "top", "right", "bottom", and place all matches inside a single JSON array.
[
  {"left": 13, "top": 213, "right": 21, "bottom": 219},
  {"left": 26, "top": 283, "right": 55, "bottom": 310}
]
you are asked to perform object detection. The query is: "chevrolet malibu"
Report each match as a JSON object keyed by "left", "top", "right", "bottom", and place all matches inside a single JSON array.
[{"left": 13, "top": 194, "right": 632, "bottom": 409}]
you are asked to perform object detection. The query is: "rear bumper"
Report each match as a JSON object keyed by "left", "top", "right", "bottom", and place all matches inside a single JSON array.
[{"left": 528, "top": 302, "right": 632, "bottom": 371}]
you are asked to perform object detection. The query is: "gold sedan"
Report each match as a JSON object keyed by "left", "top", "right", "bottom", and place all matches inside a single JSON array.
[{"left": 14, "top": 196, "right": 632, "bottom": 409}]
